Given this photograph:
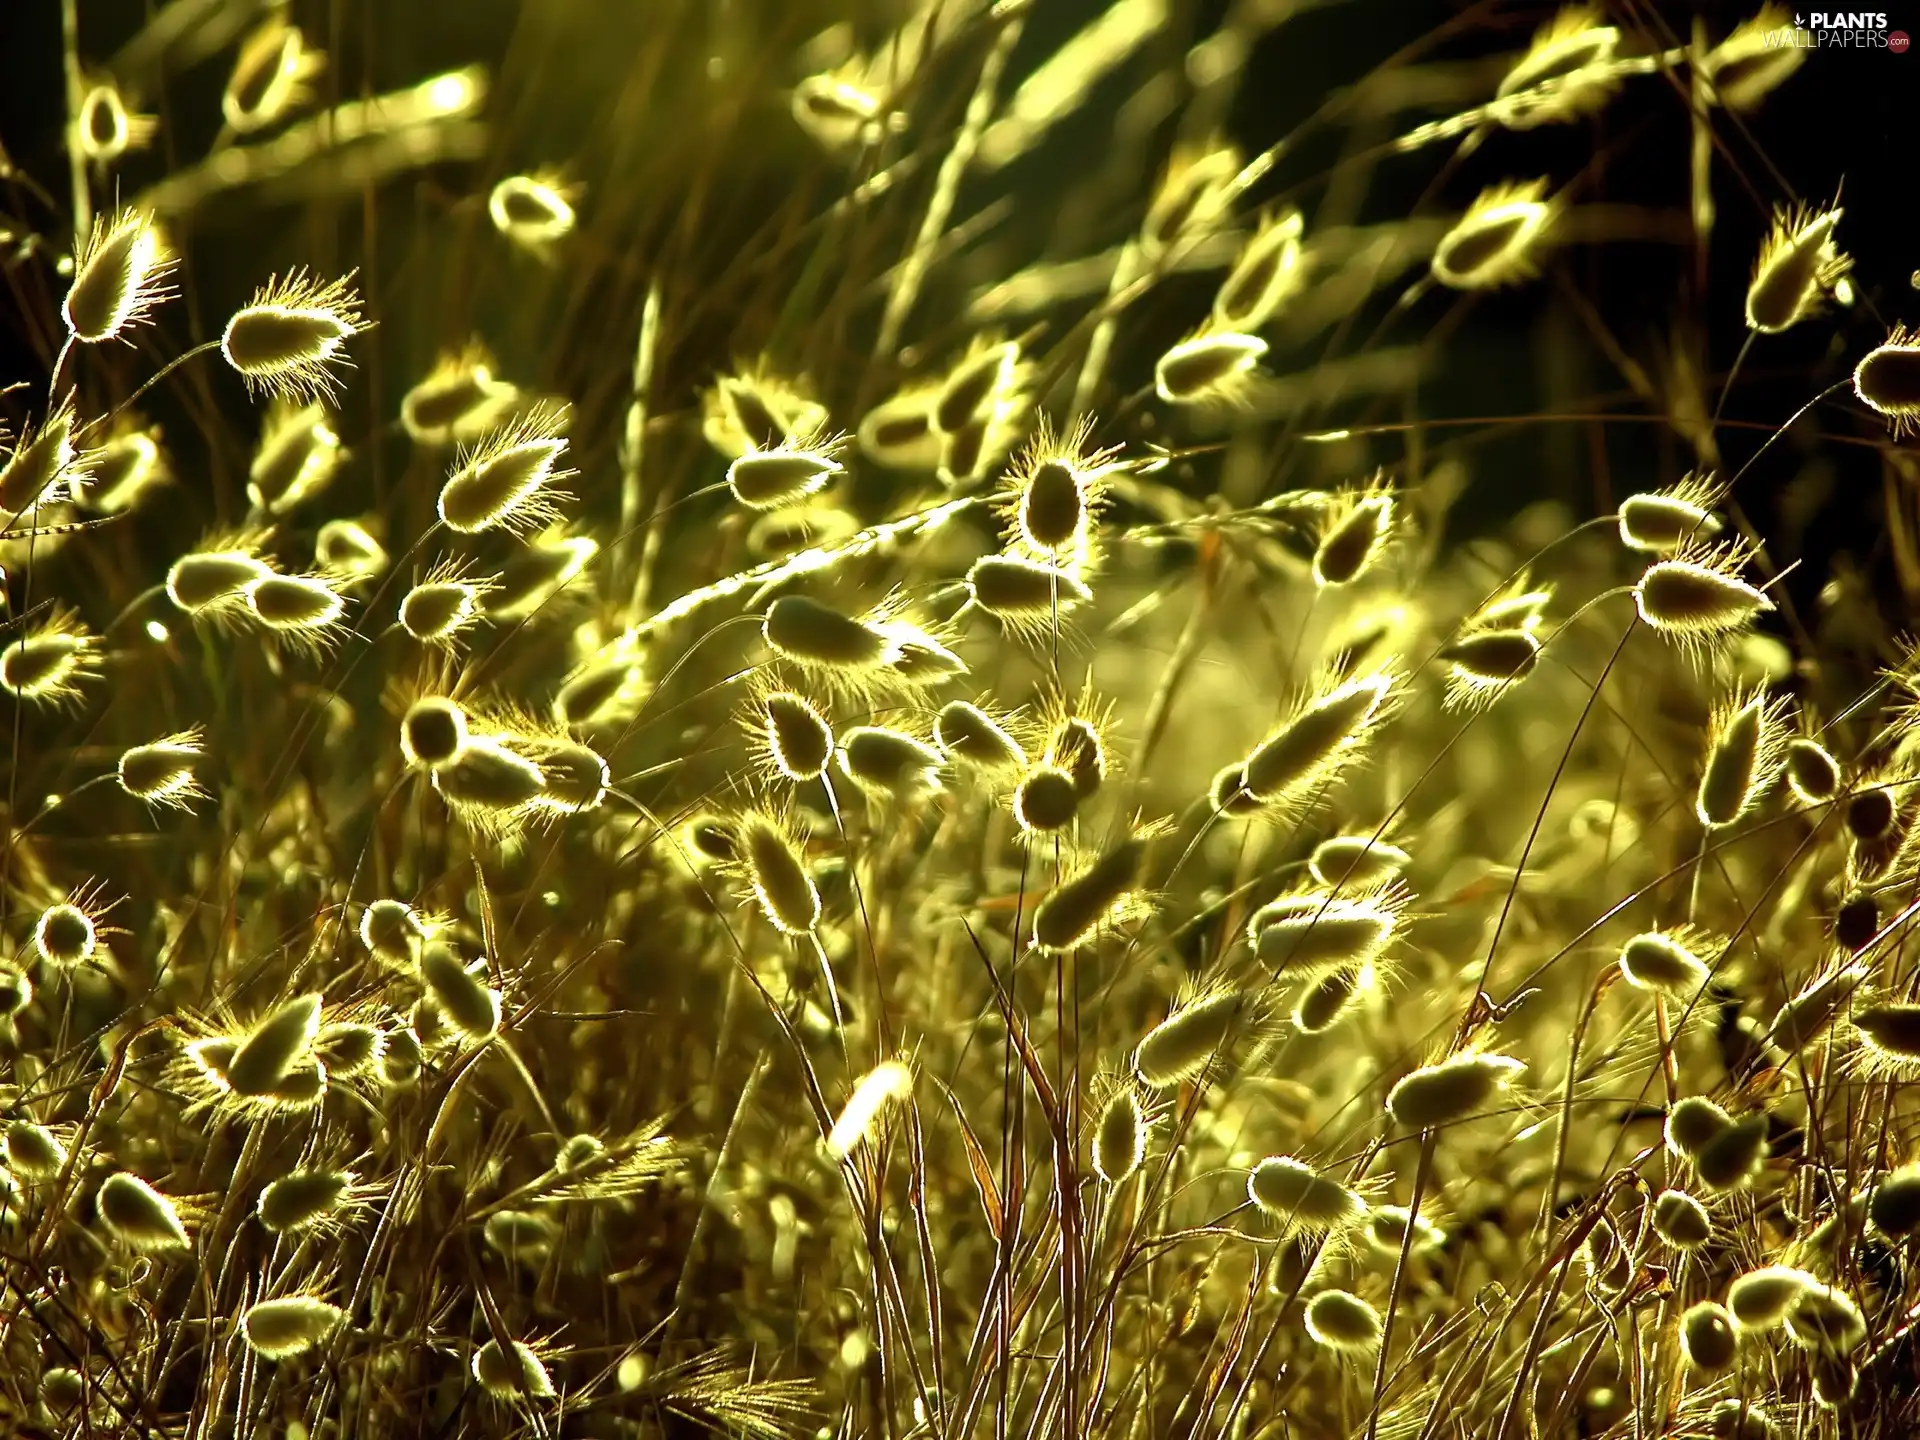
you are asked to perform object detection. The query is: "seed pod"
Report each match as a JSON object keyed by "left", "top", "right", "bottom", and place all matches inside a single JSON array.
[
  {"left": 741, "top": 814, "right": 819, "bottom": 934},
  {"left": 1049, "top": 718, "right": 1106, "bottom": 800},
  {"left": 418, "top": 943, "right": 502, "bottom": 1040},
  {"left": 221, "top": 270, "right": 364, "bottom": 400},
  {"left": 245, "top": 573, "right": 346, "bottom": 645},
  {"left": 360, "top": 899, "right": 427, "bottom": 965},
  {"left": 97, "top": 1172, "right": 190, "bottom": 1251},
  {"left": 249, "top": 402, "right": 343, "bottom": 513},
  {"left": 557, "top": 1133, "right": 606, "bottom": 1173},
  {"left": 1666, "top": 1096, "right": 1731, "bottom": 1158},
  {"left": 489, "top": 174, "right": 576, "bottom": 244},
  {"left": 1768, "top": 963, "right": 1868, "bottom": 1051},
  {"left": 433, "top": 736, "right": 545, "bottom": 814},
  {"left": 117, "top": 729, "right": 205, "bottom": 809},
  {"left": 1852, "top": 1003, "right": 1920, "bottom": 1065},
  {"left": 1092, "top": 1087, "right": 1146, "bottom": 1184},
  {"left": 1697, "top": 691, "right": 1786, "bottom": 829},
  {"left": 1442, "top": 629, "right": 1540, "bottom": 699},
  {"left": 825, "top": 1060, "right": 913, "bottom": 1158},
  {"left": 63, "top": 209, "right": 171, "bottom": 343},
  {"left": 1634, "top": 547, "right": 1772, "bottom": 639},
  {"left": 472, "top": 1339, "right": 555, "bottom": 1399},
  {"left": 1242, "top": 672, "right": 1393, "bottom": 806},
  {"left": 935, "top": 343, "right": 1019, "bottom": 434},
  {"left": 1247, "top": 1156, "right": 1364, "bottom": 1229},
  {"left": 965, "top": 555, "right": 1091, "bottom": 620},
  {"left": 1134, "top": 989, "right": 1248, "bottom": 1087},
  {"left": 1249, "top": 890, "right": 1399, "bottom": 978},
  {"left": 1385, "top": 1053, "right": 1524, "bottom": 1132},
  {"left": 4, "top": 1120, "right": 66, "bottom": 1179},
  {"left": 401, "top": 698, "right": 470, "bottom": 769},
  {"left": 838, "top": 727, "right": 943, "bottom": 797},
  {"left": 402, "top": 352, "right": 518, "bottom": 444},
  {"left": 1293, "top": 965, "right": 1368, "bottom": 1033},
  {"left": 167, "top": 548, "right": 272, "bottom": 614},
  {"left": 1694, "top": 1113, "right": 1770, "bottom": 1193},
  {"left": 1681, "top": 1301, "right": 1738, "bottom": 1374},
  {"left": 1154, "top": 331, "right": 1266, "bottom": 404},
  {"left": 438, "top": 405, "right": 572, "bottom": 535},
  {"left": 1032, "top": 834, "right": 1150, "bottom": 951},
  {"left": 1618, "top": 475, "right": 1724, "bottom": 554},
  {"left": 0, "top": 404, "right": 86, "bottom": 516},
  {"left": 1728, "top": 1265, "right": 1818, "bottom": 1331},
  {"left": 1785, "top": 737, "right": 1841, "bottom": 804},
  {"left": 484, "top": 1209, "right": 559, "bottom": 1263},
  {"left": 1617, "top": 931, "right": 1710, "bottom": 1000},
  {"left": 1854, "top": 326, "right": 1920, "bottom": 438},
  {"left": 1214, "top": 209, "right": 1305, "bottom": 331},
  {"left": 315, "top": 1022, "right": 381, "bottom": 1076},
  {"left": 1012, "top": 764, "right": 1079, "bottom": 834},
  {"left": 1304, "top": 1289, "right": 1382, "bottom": 1351},
  {"left": 78, "top": 79, "right": 156, "bottom": 163},
  {"left": 1785, "top": 1285, "right": 1866, "bottom": 1355},
  {"left": 1651, "top": 1189, "right": 1712, "bottom": 1249},
  {"left": 708, "top": 373, "right": 825, "bottom": 457},
  {"left": 400, "top": 576, "right": 492, "bottom": 645},
  {"left": 34, "top": 902, "right": 97, "bottom": 967},
  {"left": 1, "top": 614, "right": 98, "bottom": 706},
  {"left": 728, "top": 445, "right": 843, "bottom": 509},
  {"left": 763, "top": 595, "right": 889, "bottom": 671},
  {"left": 258, "top": 1169, "right": 355, "bottom": 1233},
  {"left": 1747, "top": 204, "right": 1847, "bottom": 334},
  {"left": 1018, "top": 458, "right": 1089, "bottom": 554},
  {"left": 1870, "top": 1165, "right": 1920, "bottom": 1236},
  {"left": 1363, "top": 1205, "right": 1444, "bottom": 1256},
  {"left": 227, "top": 994, "right": 322, "bottom": 1097},
  {"left": 483, "top": 534, "right": 597, "bottom": 621},
  {"left": 934, "top": 701, "right": 1026, "bottom": 772},
  {"left": 1431, "top": 179, "right": 1551, "bottom": 290},
  {"left": 518, "top": 738, "right": 609, "bottom": 814},
  {"left": 242, "top": 1296, "right": 345, "bottom": 1359},
  {"left": 1313, "top": 494, "right": 1394, "bottom": 587}
]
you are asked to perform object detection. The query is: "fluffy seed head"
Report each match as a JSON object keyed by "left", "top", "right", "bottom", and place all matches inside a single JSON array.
[
  {"left": 1633, "top": 543, "right": 1772, "bottom": 641},
  {"left": 433, "top": 731, "right": 546, "bottom": 818},
  {"left": 826, "top": 1060, "right": 914, "bottom": 1159},
  {"left": 1681, "top": 1301, "right": 1739, "bottom": 1374},
  {"left": 0, "top": 962, "right": 32, "bottom": 1016},
  {"left": 401, "top": 575, "right": 491, "bottom": 645},
  {"left": 242, "top": 1296, "right": 345, "bottom": 1359},
  {"left": 1214, "top": 208, "right": 1305, "bottom": 330},
  {"left": 1784, "top": 737, "right": 1841, "bottom": 804},
  {"left": 402, "top": 350, "right": 518, "bottom": 444},
  {"left": 1442, "top": 629, "right": 1541, "bottom": 709},
  {"left": 489, "top": 174, "right": 576, "bottom": 244},
  {"left": 419, "top": 943, "right": 502, "bottom": 1040},
  {"left": 401, "top": 698, "right": 469, "bottom": 769},
  {"left": 1728, "top": 1265, "right": 1818, "bottom": 1331},
  {"left": 1312, "top": 491, "right": 1395, "bottom": 588},
  {"left": 485, "top": 1209, "right": 560, "bottom": 1263},
  {"left": 1702, "top": 7, "right": 1804, "bottom": 111},
  {"left": 1013, "top": 765, "right": 1079, "bottom": 834},
  {"left": 1617, "top": 930, "right": 1711, "bottom": 1000},
  {"left": 1048, "top": 716, "right": 1106, "bottom": 799},
  {"left": 1304, "top": 1289, "right": 1383, "bottom": 1351},
  {"left": 935, "top": 701, "right": 1027, "bottom": 772},
  {"left": 64, "top": 209, "right": 172, "bottom": 343},
  {"left": 438, "top": 404, "right": 572, "bottom": 535},
  {"left": 167, "top": 546, "right": 272, "bottom": 615},
  {"left": 223, "top": 19, "right": 323, "bottom": 132},
  {"left": 1493, "top": 7, "right": 1619, "bottom": 128},
  {"left": 935, "top": 342, "right": 1020, "bottom": 434},
  {"left": 1854, "top": 325, "right": 1920, "bottom": 438},
  {"left": 1869, "top": 1164, "right": 1920, "bottom": 1236},
  {"left": 1154, "top": 331, "right": 1267, "bottom": 404},
  {"left": 1018, "top": 458, "right": 1090, "bottom": 554},
  {"left": 1665, "top": 1096, "right": 1732, "bottom": 1159},
  {"left": 86, "top": 426, "right": 165, "bottom": 513},
  {"left": 258, "top": 1169, "right": 355, "bottom": 1233},
  {"left": 1785, "top": 1285, "right": 1866, "bottom": 1356},
  {"left": 1241, "top": 670, "right": 1393, "bottom": 806},
  {"left": 1247, "top": 1156, "right": 1364, "bottom": 1230},
  {"left": 4, "top": 1120, "right": 66, "bottom": 1179},
  {"left": 225, "top": 994, "right": 323, "bottom": 1097},
  {"left": 1385, "top": 1053, "right": 1524, "bottom": 1131},
  {"left": 1092, "top": 1086, "right": 1147, "bottom": 1184},
  {"left": 838, "top": 726, "right": 943, "bottom": 798},
  {"left": 728, "top": 443, "right": 843, "bottom": 510},
  {"left": 244, "top": 573, "right": 347, "bottom": 647},
  {"left": 1293, "top": 965, "right": 1370, "bottom": 1033},
  {"left": 740, "top": 813, "right": 820, "bottom": 935},
  {"left": 1694, "top": 1113, "right": 1770, "bottom": 1193},
  {"left": 472, "top": 1339, "right": 556, "bottom": 1399},
  {"left": 360, "top": 899, "right": 428, "bottom": 966},
  {"left": 1618, "top": 473, "right": 1725, "bottom": 555},
  {"left": 1708, "top": 1399, "right": 1781, "bottom": 1440},
  {"left": 1696, "top": 690, "right": 1788, "bottom": 829},
  {"left": 97, "top": 1172, "right": 190, "bottom": 1251},
  {"left": 1431, "top": 179, "right": 1551, "bottom": 290},
  {"left": 966, "top": 555, "right": 1092, "bottom": 623},
  {"left": 1768, "top": 962, "right": 1868, "bottom": 1051},
  {"left": 483, "top": 533, "right": 597, "bottom": 621},
  {"left": 35, "top": 902, "right": 97, "bottom": 967},
  {"left": 1852, "top": 1003, "right": 1920, "bottom": 1065},
  {"left": 759, "top": 691, "right": 833, "bottom": 782},
  {"left": 514, "top": 737, "right": 609, "bottom": 814},
  {"left": 1135, "top": 987, "right": 1249, "bottom": 1087},
  {"left": 1033, "top": 833, "right": 1152, "bottom": 952},
  {"left": 1747, "top": 204, "right": 1848, "bottom": 334},
  {"left": 1142, "top": 145, "right": 1238, "bottom": 256},
  {"left": 1250, "top": 887, "right": 1402, "bottom": 978},
  {"left": 0, "top": 404, "right": 86, "bottom": 516},
  {"left": 316, "top": 1022, "right": 381, "bottom": 1076},
  {"left": 1, "top": 611, "right": 99, "bottom": 706},
  {"left": 221, "top": 270, "right": 364, "bottom": 400},
  {"left": 115, "top": 728, "right": 206, "bottom": 810},
  {"left": 763, "top": 595, "right": 890, "bottom": 672},
  {"left": 1651, "top": 1188, "right": 1713, "bottom": 1249}
]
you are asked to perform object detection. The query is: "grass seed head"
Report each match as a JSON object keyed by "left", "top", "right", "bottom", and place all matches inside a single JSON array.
[
  {"left": 0, "top": 962, "right": 31, "bottom": 1016},
  {"left": 1214, "top": 208, "right": 1305, "bottom": 331},
  {"left": 223, "top": 18, "right": 324, "bottom": 132},
  {"left": 85, "top": 425, "right": 165, "bottom": 512},
  {"left": 1033, "top": 832, "right": 1153, "bottom": 951},
  {"left": 1702, "top": 6, "right": 1804, "bottom": 110},
  {"left": 438, "top": 403, "right": 573, "bottom": 535},
  {"left": 1618, "top": 930, "right": 1711, "bottom": 1000},
  {"left": 489, "top": 173, "right": 577, "bottom": 245},
  {"left": 360, "top": 899, "right": 429, "bottom": 965},
  {"left": 826, "top": 1060, "right": 914, "bottom": 1159},
  {"left": 1013, "top": 764, "right": 1080, "bottom": 834},
  {"left": 1617, "top": 473, "right": 1726, "bottom": 555},
  {"left": 472, "top": 1338, "right": 556, "bottom": 1399},
  {"left": 935, "top": 700, "right": 1027, "bottom": 772},
  {"left": 516, "top": 736, "right": 610, "bottom": 813},
  {"left": 1019, "top": 459, "right": 1089, "bottom": 554},
  {"left": 1154, "top": 330, "right": 1267, "bottom": 405},
  {"left": 1633, "top": 542, "right": 1772, "bottom": 645},
  {"left": 244, "top": 572, "right": 348, "bottom": 649},
  {"left": 1, "top": 609, "right": 99, "bottom": 707},
  {"left": 418, "top": 942, "right": 502, "bottom": 1040},
  {"left": 3, "top": 1120, "right": 66, "bottom": 1179},
  {"left": 1049, "top": 716, "right": 1106, "bottom": 799},
  {"left": 482, "top": 532, "right": 597, "bottom": 620},
  {"left": 1651, "top": 1188, "right": 1713, "bottom": 1249},
  {"left": 379, "top": 1026, "right": 424, "bottom": 1087},
  {"left": 705, "top": 370, "right": 826, "bottom": 459},
  {"left": 1846, "top": 785, "right": 1894, "bottom": 841},
  {"left": 838, "top": 726, "right": 944, "bottom": 799},
  {"left": 1431, "top": 179, "right": 1552, "bottom": 290},
  {"left": 1247, "top": 1156, "right": 1365, "bottom": 1230},
  {"left": 1364, "top": 1205, "right": 1444, "bottom": 1256},
  {"left": 1708, "top": 1399, "right": 1782, "bottom": 1440},
  {"left": 35, "top": 901, "right": 98, "bottom": 967},
  {"left": 221, "top": 270, "right": 365, "bottom": 400},
  {"left": 1293, "top": 964, "right": 1370, "bottom": 1033},
  {"left": 402, "top": 698, "right": 469, "bottom": 768},
  {"left": 1250, "top": 886, "right": 1402, "bottom": 978},
  {"left": 1747, "top": 203, "right": 1848, "bottom": 334},
  {"left": 763, "top": 594, "right": 890, "bottom": 672},
  {"left": 400, "top": 575, "right": 493, "bottom": 646},
  {"left": 257, "top": 1169, "right": 355, "bottom": 1233},
  {"left": 1868, "top": 1164, "right": 1920, "bottom": 1236},
  {"left": 77, "top": 79, "right": 157, "bottom": 163},
  {"left": 97, "top": 1171, "right": 191, "bottom": 1251},
  {"left": 1681, "top": 1301, "right": 1739, "bottom": 1374},
  {"left": 315, "top": 1021, "right": 381, "bottom": 1075},
  {"left": 1665, "top": 1096, "right": 1731, "bottom": 1159},
  {"left": 1134, "top": 987, "right": 1250, "bottom": 1087},
  {"left": 740, "top": 812, "right": 820, "bottom": 935},
  {"left": 1694, "top": 1113, "right": 1770, "bottom": 1193},
  {"left": 935, "top": 341, "right": 1020, "bottom": 435},
  {"left": 0, "top": 403, "right": 88, "bottom": 516},
  {"left": 1385, "top": 1052, "right": 1524, "bottom": 1132},
  {"left": 1304, "top": 1289, "right": 1383, "bottom": 1351},
  {"left": 248, "top": 402, "right": 344, "bottom": 515},
  {"left": 965, "top": 555, "right": 1092, "bottom": 627},
  {"left": 167, "top": 544, "right": 272, "bottom": 615},
  {"left": 1241, "top": 669, "right": 1394, "bottom": 806},
  {"left": 1851, "top": 1003, "right": 1920, "bottom": 1066},
  {"left": 242, "top": 1296, "right": 345, "bottom": 1360},
  {"left": 1493, "top": 6, "right": 1620, "bottom": 129},
  {"left": 1696, "top": 689, "right": 1788, "bottom": 829},
  {"left": 227, "top": 994, "right": 322, "bottom": 1097},
  {"left": 1854, "top": 325, "right": 1920, "bottom": 438},
  {"left": 1768, "top": 962, "right": 1868, "bottom": 1051},
  {"left": 402, "top": 349, "right": 518, "bottom": 444},
  {"left": 728, "top": 442, "right": 844, "bottom": 510},
  {"left": 1784, "top": 1285, "right": 1866, "bottom": 1355},
  {"left": 1312, "top": 489, "right": 1395, "bottom": 588},
  {"left": 1442, "top": 628, "right": 1541, "bottom": 708},
  {"left": 1727, "top": 1265, "right": 1818, "bottom": 1331},
  {"left": 1309, "top": 836, "right": 1413, "bottom": 889},
  {"left": 857, "top": 388, "right": 942, "bottom": 470},
  {"left": 484, "top": 1209, "right": 560, "bottom": 1263},
  {"left": 1785, "top": 737, "right": 1841, "bottom": 804},
  {"left": 64, "top": 208, "right": 172, "bottom": 343},
  {"left": 1092, "top": 1085, "right": 1147, "bottom": 1184},
  {"left": 759, "top": 691, "right": 834, "bottom": 782}
]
